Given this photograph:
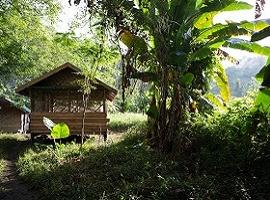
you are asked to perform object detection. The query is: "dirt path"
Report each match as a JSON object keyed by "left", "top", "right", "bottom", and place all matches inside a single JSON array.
[{"left": 0, "top": 140, "right": 39, "bottom": 200}]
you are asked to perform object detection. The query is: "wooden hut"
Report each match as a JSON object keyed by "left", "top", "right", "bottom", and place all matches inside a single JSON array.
[
  {"left": 0, "top": 97, "right": 30, "bottom": 133},
  {"left": 16, "top": 62, "right": 117, "bottom": 138}
]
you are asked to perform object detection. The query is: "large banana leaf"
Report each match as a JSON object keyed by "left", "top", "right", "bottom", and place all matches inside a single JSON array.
[
  {"left": 196, "top": 24, "right": 228, "bottom": 41},
  {"left": 240, "top": 20, "right": 270, "bottom": 32},
  {"left": 208, "top": 25, "right": 248, "bottom": 40},
  {"left": 194, "top": 11, "right": 218, "bottom": 29},
  {"left": 194, "top": 1, "right": 253, "bottom": 29},
  {"left": 222, "top": 1, "right": 253, "bottom": 11},
  {"left": 200, "top": 0, "right": 253, "bottom": 13},
  {"left": 214, "top": 64, "right": 231, "bottom": 103},
  {"left": 224, "top": 39, "right": 270, "bottom": 56},
  {"left": 204, "top": 93, "right": 226, "bottom": 109},
  {"left": 195, "top": 21, "right": 266, "bottom": 42},
  {"left": 256, "top": 57, "right": 270, "bottom": 87},
  {"left": 190, "top": 39, "right": 226, "bottom": 61},
  {"left": 251, "top": 26, "right": 270, "bottom": 42},
  {"left": 190, "top": 47, "right": 213, "bottom": 61}
]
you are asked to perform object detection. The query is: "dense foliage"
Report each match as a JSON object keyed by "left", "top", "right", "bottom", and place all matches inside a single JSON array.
[{"left": 0, "top": 0, "right": 120, "bottom": 108}]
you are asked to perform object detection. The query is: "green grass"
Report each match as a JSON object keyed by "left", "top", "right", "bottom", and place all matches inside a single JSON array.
[{"left": 108, "top": 112, "right": 147, "bottom": 132}]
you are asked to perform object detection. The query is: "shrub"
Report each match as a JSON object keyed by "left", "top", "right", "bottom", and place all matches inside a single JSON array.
[{"left": 173, "top": 97, "right": 270, "bottom": 199}]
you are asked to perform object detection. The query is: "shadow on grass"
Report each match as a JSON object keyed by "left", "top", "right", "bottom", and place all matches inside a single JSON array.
[
  {"left": 17, "top": 130, "right": 270, "bottom": 200},
  {"left": 0, "top": 134, "right": 32, "bottom": 161},
  {"left": 18, "top": 132, "right": 190, "bottom": 200}
]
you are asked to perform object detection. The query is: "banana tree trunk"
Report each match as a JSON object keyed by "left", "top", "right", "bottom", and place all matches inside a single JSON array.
[{"left": 153, "top": 68, "right": 182, "bottom": 152}]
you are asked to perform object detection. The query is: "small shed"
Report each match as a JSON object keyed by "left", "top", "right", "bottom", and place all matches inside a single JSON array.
[
  {"left": 16, "top": 62, "right": 117, "bottom": 138},
  {"left": 0, "top": 97, "right": 30, "bottom": 133}
]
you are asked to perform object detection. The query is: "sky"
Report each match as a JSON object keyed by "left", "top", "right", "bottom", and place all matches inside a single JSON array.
[{"left": 56, "top": 0, "right": 89, "bottom": 35}]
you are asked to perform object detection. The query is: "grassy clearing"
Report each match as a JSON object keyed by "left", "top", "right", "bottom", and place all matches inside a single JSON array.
[
  {"left": 108, "top": 112, "right": 147, "bottom": 132},
  {"left": 18, "top": 124, "right": 188, "bottom": 200}
]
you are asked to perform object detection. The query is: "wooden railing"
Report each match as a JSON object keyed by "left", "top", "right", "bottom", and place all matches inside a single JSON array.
[{"left": 30, "top": 112, "right": 109, "bottom": 135}]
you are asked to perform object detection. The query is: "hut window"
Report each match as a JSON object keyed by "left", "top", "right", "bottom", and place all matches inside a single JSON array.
[
  {"left": 53, "top": 98, "right": 70, "bottom": 112},
  {"left": 87, "top": 101, "right": 104, "bottom": 112},
  {"left": 51, "top": 92, "right": 104, "bottom": 113},
  {"left": 32, "top": 90, "right": 44, "bottom": 112},
  {"left": 31, "top": 89, "right": 106, "bottom": 113},
  {"left": 69, "top": 100, "right": 104, "bottom": 113}
]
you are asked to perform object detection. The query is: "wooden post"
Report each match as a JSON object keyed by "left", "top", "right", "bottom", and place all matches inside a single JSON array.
[
  {"left": 68, "top": 90, "right": 71, "bottom": 112},
  {"left": 30, "top": 88, "right": 34, "bottom": 112},
  {"left": 49, "top": 92, "right": 53, "bottom": 112},
  {"left": 103, "top": 90, "right": 107, "bottom": 113}
]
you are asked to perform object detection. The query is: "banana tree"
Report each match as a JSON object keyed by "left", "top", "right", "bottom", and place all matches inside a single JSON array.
[{"left": 72, "top": 0, "right": 270, "bottom": 152}]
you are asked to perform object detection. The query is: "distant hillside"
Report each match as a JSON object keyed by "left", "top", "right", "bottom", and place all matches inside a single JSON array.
[
  {"left": 213, "top": 55, "right": 267, "bottom": 97},
  {"left": 227, "top": 56, "right": 266, "bottom": 97}
]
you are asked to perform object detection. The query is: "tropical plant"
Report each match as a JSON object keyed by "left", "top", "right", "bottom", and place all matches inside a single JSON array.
[
  {"left": 246, "top": 0, "right": 270, "bottom": 115},
  {"left": 71, "top": 0, "right": 270, "bottom": 152},
  {"left": 51, "top": 123, "right": 70, "bottom": 140},
  {"left": 255, "top": 57, "right": 270, "bottom": 115}
]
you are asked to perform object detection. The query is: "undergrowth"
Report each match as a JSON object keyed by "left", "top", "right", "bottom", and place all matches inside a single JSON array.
[
  {"left": 16, "top": 99, "right": 270, "bottom": 199},
  {"left": 173, "top": 96, "right": 270, "bottom": 199}
]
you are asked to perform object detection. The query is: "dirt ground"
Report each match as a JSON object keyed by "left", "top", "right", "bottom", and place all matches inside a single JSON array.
[{"left": 0, "top": 138, "right": 39, "bottom": 200}]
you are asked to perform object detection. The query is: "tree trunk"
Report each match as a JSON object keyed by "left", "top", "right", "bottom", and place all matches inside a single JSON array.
[
  {"left": 81, "top": 93, "right": 89, "bottom": 147},
  {"left": 152, "top": 68, "right": 182, "bottom": 153}
]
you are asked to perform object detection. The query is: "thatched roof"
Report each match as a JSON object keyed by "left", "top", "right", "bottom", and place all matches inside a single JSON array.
[{"left": 16, "top": 62, "right": 118, "bottom": 101}]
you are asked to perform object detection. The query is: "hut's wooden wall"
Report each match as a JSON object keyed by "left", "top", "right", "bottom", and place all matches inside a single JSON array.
[
  {"left": 0, "top": 105, "right": 22, "bottom": 133},
  {"left": 30, "top": 112, "right": 109, "bottom": 135}
]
